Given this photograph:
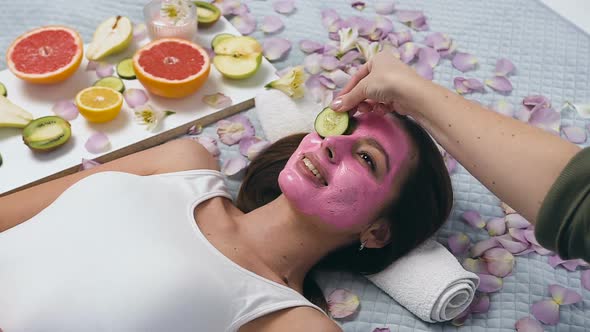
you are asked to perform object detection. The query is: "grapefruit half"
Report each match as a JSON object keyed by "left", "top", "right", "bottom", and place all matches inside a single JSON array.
[
  {"left": 6, "top": 26, "right": 83, "bottom": 84},
  {"left": 133, "top": 38, "right": 211, "bottom": 99}
]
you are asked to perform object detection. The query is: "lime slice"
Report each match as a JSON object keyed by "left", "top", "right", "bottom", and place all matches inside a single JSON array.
[
  {"left": 93, "top": 76, "right": 125, "bottom": 93},
  {"left": 116, "top": 58, "right": 136, "bottom": 80}
]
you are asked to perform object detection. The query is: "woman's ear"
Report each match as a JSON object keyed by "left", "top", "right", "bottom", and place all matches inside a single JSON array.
[{"left": 360, "top": 218, "right": 392, "bottom": 249}]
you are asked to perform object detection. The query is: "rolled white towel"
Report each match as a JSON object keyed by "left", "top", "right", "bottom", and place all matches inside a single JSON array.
[
  {"left": 366, "top": 239, "right": 479, "bottom": 322},
  {"left": 255, "top": 89, "right": 479, "bottom": 323}
]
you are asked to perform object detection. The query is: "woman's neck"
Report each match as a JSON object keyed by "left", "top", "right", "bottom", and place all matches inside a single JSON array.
[{"left": 234, "top": 195, "right": 354, "bottom": 291}]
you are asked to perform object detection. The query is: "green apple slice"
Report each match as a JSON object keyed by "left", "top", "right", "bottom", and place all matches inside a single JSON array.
[
  {"left": 86, "top": 16, "right": 133, "bottom": 61},
  {"left": 211, "top": 33, "right": 235, "bottom": 49},
  {"left": 0, "top": 95, "right": 33, "bottom": 128},
  {"left": 213, "top": 36, "right": 263, "bottom": 79}
]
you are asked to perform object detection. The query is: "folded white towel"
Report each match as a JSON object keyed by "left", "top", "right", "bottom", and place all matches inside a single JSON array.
[
  {"left": 366, "top": 239, "right": 479, "bottom": 322},
  {"left": 254, "top": 89, "right": 479, "bottom": 323}
]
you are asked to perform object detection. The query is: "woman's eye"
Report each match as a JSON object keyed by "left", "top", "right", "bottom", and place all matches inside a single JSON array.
[{"left": 358, "top": 152, "right": 376, "bottom": 172}]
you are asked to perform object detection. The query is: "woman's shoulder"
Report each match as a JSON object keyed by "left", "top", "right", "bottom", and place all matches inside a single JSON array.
[
  {"left": 240, "top": 306, "right": 341, "bottom": 332},
  {"left": 152, "top": 138, "right": 220, "bottom": 174}
]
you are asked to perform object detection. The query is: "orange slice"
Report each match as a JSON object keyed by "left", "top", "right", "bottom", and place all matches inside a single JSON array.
[{"left": 75, "top": 87, "right": 123, "bottom": 123}]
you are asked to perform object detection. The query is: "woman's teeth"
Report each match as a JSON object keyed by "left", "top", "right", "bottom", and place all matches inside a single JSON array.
[{"left": 303, "top": 157, "right": 326, "bottom": 185}]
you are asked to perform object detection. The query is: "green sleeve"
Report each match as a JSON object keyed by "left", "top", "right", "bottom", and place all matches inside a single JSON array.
[{"left": 535, "top": 147, "right": 590, "bottom": 262}]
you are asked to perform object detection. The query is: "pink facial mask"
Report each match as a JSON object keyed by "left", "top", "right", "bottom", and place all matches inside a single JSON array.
[{"left": 278, "top": 113, "right": 411, "bottom": 230}]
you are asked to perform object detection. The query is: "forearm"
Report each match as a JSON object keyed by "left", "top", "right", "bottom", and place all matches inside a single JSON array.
[{"left": 403, "top": 82, "right": 581, "bottom": 223}]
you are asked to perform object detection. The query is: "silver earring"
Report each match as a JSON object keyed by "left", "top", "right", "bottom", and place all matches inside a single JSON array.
[{"left": 359, "top": 240, "right": 367, "bottom": 251}]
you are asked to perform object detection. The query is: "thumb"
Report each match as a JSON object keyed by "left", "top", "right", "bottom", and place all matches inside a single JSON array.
[{"left": 331, "top": 79, "right": 368, "bottom": 113}]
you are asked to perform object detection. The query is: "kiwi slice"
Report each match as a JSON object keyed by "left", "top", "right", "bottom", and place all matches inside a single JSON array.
[
  {"left": 93, "top": 76, "right": 125, "bottom": 93},
  {"left": 116, "top": 58, "right": 136, "bottom": 80},
  {"left": 0, "top": 82, "right": 7, "bottom": 97},
  {"left": 211, "top": 33, "right": 235, "bottom": 50},
  {"left": 194, "top": 1, "right": 221, "bottom": 28},
  {"left": 22, "top": 116, "right": 72, "bottom": 152},
  {"left": 314, "top": 107, "right": 352, "bottom": 138}
]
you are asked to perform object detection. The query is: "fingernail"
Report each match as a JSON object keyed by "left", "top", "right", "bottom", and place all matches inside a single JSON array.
[{"left": 331, "top": 97, "right": 343, "bottom": 110}]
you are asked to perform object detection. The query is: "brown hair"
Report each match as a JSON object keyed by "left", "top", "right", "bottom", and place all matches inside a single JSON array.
[{"left": 236, "top": 116, "right": 453, "bottom": 310}]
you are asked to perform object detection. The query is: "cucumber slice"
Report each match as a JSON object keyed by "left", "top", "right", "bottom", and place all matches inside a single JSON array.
[
  {"left": 211, "top": 33, "right": 235, "bottom": 50},
  {"left": 314, "top": 107, "right": 351, "bottom": 138},
  {"left": 0, "top": 82, "right": 6, "bottom": 97},
  {"left": 116, "top": 58, "right": 136, "bottom": 80},
  {"left": 93, "top": 76, "right": 125, "bottom": 93}
]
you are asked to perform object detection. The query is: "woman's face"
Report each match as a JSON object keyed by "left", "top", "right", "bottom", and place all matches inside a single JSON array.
[{"left": 278, "top": 112, "right": 414, "bottom": 231}]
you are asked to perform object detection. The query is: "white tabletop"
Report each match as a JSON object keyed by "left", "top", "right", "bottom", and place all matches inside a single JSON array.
[{"left": 539, "top": 0, "right": 590, "bottom": 34}]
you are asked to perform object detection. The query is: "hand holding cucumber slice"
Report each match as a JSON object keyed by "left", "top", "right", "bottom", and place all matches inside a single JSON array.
[{"left": 314, "top": 107, "right": 354, "bottom": 138}]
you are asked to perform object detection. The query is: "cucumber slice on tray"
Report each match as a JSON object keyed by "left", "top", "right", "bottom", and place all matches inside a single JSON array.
[
  {"left": 116, "top": 58, "right": 136, "bottom": 80},
  {"left": 314, "top": 107, "right": 352, "bottom": 138},
  {"left": 93, "top": 76, "right": 125, "bottom": 93}
]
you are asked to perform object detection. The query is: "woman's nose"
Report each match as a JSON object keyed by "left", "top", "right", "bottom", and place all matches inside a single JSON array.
[{"left": 322, "top": 136, "right": 353, "bottom": 164}]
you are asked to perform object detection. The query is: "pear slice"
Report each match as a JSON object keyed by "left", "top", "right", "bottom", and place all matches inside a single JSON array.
[
  {"left": 86, "top": 16, "right": 133, "bottom": 61},
  {"left": 0, "top": 95, "right": 33, "bottom": 128},
  {"left": 213, "top": 36, "right": 263, "bottom": 79}
]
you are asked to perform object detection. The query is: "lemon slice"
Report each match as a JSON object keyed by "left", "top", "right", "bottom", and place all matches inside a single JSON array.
[{"left": 75, "top": 86, "right": 123, "bottom": 123}]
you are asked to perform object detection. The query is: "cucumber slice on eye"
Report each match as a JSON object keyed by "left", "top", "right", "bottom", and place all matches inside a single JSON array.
[
  {"left": 314, "top": 107, "right": 351, "bottom": 138},
  {"left": 93, "top": 76, "right": 125, "bottom": 93},
  {"left": 0, "top": 82, "right": 7, "bottom": 97},
  {"left": 116, "top": 58, "right": 136, "bottom": 80}
]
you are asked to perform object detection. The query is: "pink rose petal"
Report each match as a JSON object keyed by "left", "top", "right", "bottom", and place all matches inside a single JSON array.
[
  {"left": 532, "top": 245, "right": 553, "bottom": 256},
  {"left": 194, "top": 136, "right": 220, "bottom": 157},
  {"left": 247, "top": 140, "right": 271, "bottom": 160},
  {"left": 323, "top": 69, "right": 351, "bottom": 88},
  {"left": 418, "top": 47, "right": 440, "bottom": 68},
  {"left": 260, "top": 15, "right": 284, "bottom": 34},
  {"left": 339, "top": 50, "right": 360, "bottom": 66},
  {"left": 454, "top": 77, "right": 484, "bottom": 94},
  {"left": 414, "top": 61, "right": 433, "bottom": 80},
  {"left": 123, "top": 89, "right": 149, "bottom": 108},
  {"left": 375, "top": 1, "right": 395, "bottom": 15},
  {"left": 320, "top": 55, "right": 340, "bottom": 71},
  {"left": 276, "top": 66, "right": 294, "bottom": 77},
  {"left": 501, "top": 202, "right": 517, "bottom": 215},
  {"left": 461, "top": 210, "right": 486, "bottom": 229},
  {"left": 581, "top": 270, "right": 590, "bottom": 291},
  {"left": 447, "top": 232, "right": 471, "bottom": 255},
  {"left": 52, "top": 99, "right": 79, "bottom": 121},
  {"left": 451, "top": 308, "right": 471, "bottom": 326},
  {"left": 86, "top": 60, "right": 99, "bottom": 71},
  {"left": 509, "top": 228, "right": 528, "bottom": 244},
  {"left": 222, "top": 156, "right": 248, "bottom": 176},
  {"left": 231, "top": 13, "right": 257, "bottom": 35},
  {"left": 529, "top": 107, "right": 561, "bottom": 134},
  {"left": 562, "top": 126, "right": 587, "bottom": 143},
  {"left": 442, "top": 150, "right": 457, "bottom": 174},
  {"left": 80, "top": 158, "right": 101, "bottom": 171},
  {"left": 319, "top": 75, "right": 336, "bottom": 89},
  {"left": 187, "top": 124, "right": 202, "bottom": 135},
  {"left": 85, "top": 132, "right": 111, "bottom": 154},
  {"left": 452, "top": 52, "right": 478, "bottom": 72},
  {"left": 399, "top": 42, "right": 418, "bottom": 63},
  {"left": 216, "top": 114, "right": 255, "bottom": 146},
  {"left": 470, "top": 238, "right": 500, "bottom": 258},
  {"left": 396, "top": 10, "right": 428, "bottom": 31},
  {"left": 515, "top": 317, "right": 544, "bottom": 332},
  {"left": 239, "top": 136, "right": 263, "bottom": 157},
  {"left": 374, "top": 16, "right": 393, "bottom": 37},
  {"left": 485, "top": 76, "right": 513, "bottom": 93},
  {"left": 486, "top": 217, "right": 506, "bottom": 236},
  {"left": 217, "top": 0, "right": 242, "bottom": 16},
  {"left": 351, "top": 1, "right": 366, "bottom": 11},
  {"left": 523, "top": 95, "right": 551, "bottom": 111},
  {"left": 483, "top": 247, "right": 515, "bottom": 277},
  {"left": 490, "top": 100, "right": 514, "bottom": 117},
  {"left": 494, "top": 58, "right": 516, "bottom": 76},
  {"left": 203, "top": 92, "right": 232, "bottom": 109},
  {"left": 423, "top": 32, "right": 452, "bottom": 51},
  {"left": 531, "top": 300, "right": 560, "bottom": 325},
  {"left": 462, "top": 258, "right": 490, "bottom": 274},
  {"left": 272, "top": 0, "right": 295, "bottom": 14},
  {"left": 327, "top": 289, "right": 360, "bottom": 319},
  {"left": 523, "top": 230, "right": 541, "bottom": 246},
  {"left": 439, "top": 41, "right": 457, "bottom": 58},
  {"left": 388, "top": 30, "right": 412, "bottom": 47},
  {"left": 470, "top": 293, "right": 490, "bottom": 313},
  {"left": 299, "top": 40, "right": 324, "bottom": 53},
  {"left": 505, "top": 214, "right": 530, "bottom": 229},
  {"left": 372, "top": 328, "right": 391, "bottom": 332},
  {"left": 549, "top": 284, "right": 582, "bottom": 305},
  {"left": 477, "top": 274, "right": 503, "bottom": 293},
  {"left": 497, "top": 235, "right": 529, "bottom": 254},
  {"left": 321, "top": 9, "right": 341, "bottom": 32},
  {"left": 345, "top": 16, "right": 374, "bottom": 37},
  {"left": 133, "top": 23, "right": 147, "bottom": 41},
  {"left": 304, "top": 53, "right": 322, "bottom": 74},
  {"left": 263, "top": 37, "right": 292, "bottom": 61},
  {"left": 96, "top": 62, "right": 114, "bottom": 78}
]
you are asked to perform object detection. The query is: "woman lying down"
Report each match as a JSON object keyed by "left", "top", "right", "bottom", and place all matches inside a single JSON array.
[{"left": 0, "top": 111, "right": 452, "bottom": 332}]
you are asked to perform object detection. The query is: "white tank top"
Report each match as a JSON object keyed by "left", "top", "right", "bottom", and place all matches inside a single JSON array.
[{"left": 0, "top": 170, "right": 324, "bottom": 332}]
